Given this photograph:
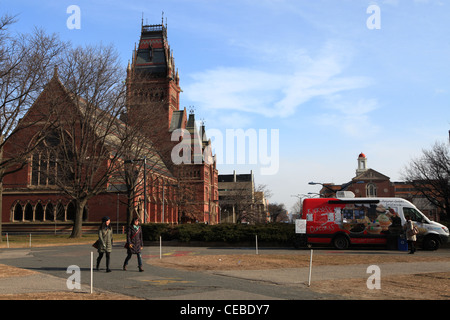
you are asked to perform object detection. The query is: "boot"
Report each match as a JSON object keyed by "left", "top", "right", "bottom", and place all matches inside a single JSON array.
[
  {"left": 123, "top": 263, "right": 127, "bottom": 271},
  {"left": 106, "top": 256, "right": 111, "bottom": 272},
  {"left": 96, "top": 257, "right": 101, "bottom": 271},
  {"left": 139, "top": 265, "right": 144, "bottom": 272}
]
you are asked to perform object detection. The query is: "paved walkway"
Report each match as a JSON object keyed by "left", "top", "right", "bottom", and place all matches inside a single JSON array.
[{"left": 1, "top": 245, "right": 449, "bottom": 300}]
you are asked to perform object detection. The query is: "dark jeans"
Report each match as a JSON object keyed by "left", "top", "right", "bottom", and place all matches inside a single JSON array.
[
  {"left": 97, "top": 252, "right": 110, "bottom": 269},
  {"left": 407, "top": 240, "right": 416, "bottom": 253},
  {"left": 124, "top": 252, "right": 143, "bottom": 267}
]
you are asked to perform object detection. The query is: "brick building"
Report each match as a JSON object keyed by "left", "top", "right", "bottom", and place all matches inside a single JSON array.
[
  {"left": 319, "top": 153, "right": 443, "bottom": 221},
  {"left": 1, "top": 20, "right": 219, "bottom": 233},
  {"left": 1, "top": 69, "right": 177, "bottom": 233},
  {"left": 125, "top": 21, "right": 219, "bottom": 224}
]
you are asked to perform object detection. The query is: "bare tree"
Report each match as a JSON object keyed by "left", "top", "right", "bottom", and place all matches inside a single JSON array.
[
  {"left": 402, "top": 141, "right": 450, "bottom": 220},
  {"left": 116, "top": 124, "right": 175, "bottom": 226},
  {"left": 45, "top": 44, "right": 127, "bottom": 238},
  {"left": 268, "top": 203, "right": 288, "bottom": 222},
  {"left": 219, "top": 183, "right": 270, "bottom": 224},
  {"left": 0, "top": 15, "right": 66, "bottom": 240}
]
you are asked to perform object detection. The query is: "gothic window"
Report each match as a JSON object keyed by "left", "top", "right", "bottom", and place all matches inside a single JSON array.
[
  {"left": 24, "top": 203, "right": 33, "bottom": 221},
  {"left": 66, "top": 201, "right": 88, "bottom": 221},
  {"left": 366, "top": 183, "right": 377, "bottom": 198},
  {"left": 35, "top": 202, "right": 44, "bottom": 221},
  {"left": 45, "top": 203, "right": 54, "bottom": 221},
  {"left": 10, "top": 200, "right": 86, "bottom": 223},
  {"left": 32, "top": 153, "right": 39, "bottom": 185},
  {"left": 83, "top": 206, "right": 88, "bottom": 221},
  {"left": 56, "top": 202, "right": 65, "bottom": 221},
  {"left": 67, "top": 201, "right": 76, "bottom": 221},
  {"left": 31, "top": 150, "right": 57, "bottom": 187},
  {"left": 13, "top": 202, "right": 23, "bottom": 221},
  {"left": 31, "top": 130, "right": 64, "bottom": 187}
]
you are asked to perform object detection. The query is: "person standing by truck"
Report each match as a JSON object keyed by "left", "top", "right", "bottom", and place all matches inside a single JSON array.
[{"left": 404, "top": 215, "right": 417, "bottom": 254}]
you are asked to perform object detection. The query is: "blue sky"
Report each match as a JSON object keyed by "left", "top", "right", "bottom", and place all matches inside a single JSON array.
[{"left": 2, "top": 0, "right": 450, "bottom": 211}]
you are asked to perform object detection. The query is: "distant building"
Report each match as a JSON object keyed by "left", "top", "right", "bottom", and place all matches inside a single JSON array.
[
  {"left": 319, "top": 153, "right": 443, "bottom": 221},
  {"left": 218, "top": 171, "right": 269, "bottom": 224}
]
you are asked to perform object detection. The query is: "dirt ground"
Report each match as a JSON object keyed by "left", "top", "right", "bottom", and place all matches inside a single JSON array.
[
  {"left": 1, "top": 253, "right": 449, "bottom": 300},
  {"left": 146, "top": 253, "right": 450, "bottom": 300}
]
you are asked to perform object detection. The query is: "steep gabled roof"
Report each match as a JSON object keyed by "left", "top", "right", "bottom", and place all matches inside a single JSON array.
[{"left": 25, "top": 69, "right": 174, "bottom": 179}]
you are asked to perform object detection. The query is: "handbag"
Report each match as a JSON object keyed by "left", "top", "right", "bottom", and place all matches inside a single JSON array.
[
  {"left": 407, "top": 222, "right": 419, "bottom": 236},
  {"left": 92, "top": 240, "right": 100, "bottom": 249},
  {"left": 124, "top": 226, "right": 140, "bottom": 249}
]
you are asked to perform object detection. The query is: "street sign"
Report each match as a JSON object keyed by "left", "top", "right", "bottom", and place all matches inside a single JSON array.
[{"left": 295, "top": 219, "right": 307, "bottom": 234}]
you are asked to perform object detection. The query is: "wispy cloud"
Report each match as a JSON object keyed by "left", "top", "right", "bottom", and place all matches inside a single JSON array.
[
  {"left": 313, "top": 96, "right": 380, "bottom": 138},
  {"left": 184, "top": 40, "right": 373, "bottom": 119}
]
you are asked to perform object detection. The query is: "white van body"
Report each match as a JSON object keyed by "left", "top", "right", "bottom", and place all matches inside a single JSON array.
[
  {"left": 375, "top": 198, "right": 449, "bottom": 249},
  {"left": 301, "top": 195, "right": 449, "bottom": 250}
]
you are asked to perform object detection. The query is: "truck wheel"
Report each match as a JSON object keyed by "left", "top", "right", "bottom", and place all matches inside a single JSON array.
[
  {"left": 333, "top": 235, "right": 349, "bottom": 250},
  {"left": 423, "top": 235, "right": 440, "bottom": 251}
]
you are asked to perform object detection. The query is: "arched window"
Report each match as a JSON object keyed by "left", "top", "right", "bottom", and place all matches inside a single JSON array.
[
  {"left": 31, "top": 152, "right": 40, "bottom": 185},
  {"left": 24, "top": 203, "right": 33, "bottom": 221},
  {"left": 66, "top": 201, "right": 87, "bottom": 221},
  {"left": 67, "top": 201, "right": 76, "bottom": 221},
  {"left": 30, "top": 131, "right": 59, "bottom": 187},
  {"left": 13, "top": 202, "right": 23, "bottom": 221},
  {"left": 35, "top": 202, "right": 44, "bottom": 221},
  {"left": 56, "top": 202, "right": 65, "bottom": 221},
  {"left": 82, "top": 206, "right": 88, "bottom": 221},
  {"left": 366, "top": 183, "right": 377, "bottom": 198},
  {"left": 45, "top": 203, "right": 54, "bottom": 221}
]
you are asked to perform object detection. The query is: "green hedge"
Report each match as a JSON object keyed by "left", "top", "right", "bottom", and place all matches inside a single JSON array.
[{"left": 141, "top": 222, "right": 296, "bottom": 245}]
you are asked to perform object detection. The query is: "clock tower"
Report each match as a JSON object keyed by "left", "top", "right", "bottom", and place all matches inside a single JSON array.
[
  {"left": 126, "top": 20, "right": 182, "bottom": 140},
  {"left": 125, "top": 19, "right": 219, "bottom": 224}
]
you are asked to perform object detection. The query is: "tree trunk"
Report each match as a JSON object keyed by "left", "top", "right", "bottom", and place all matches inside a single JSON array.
[
  {"left": 127, "top": 195, "right": 135, "bottom": 226},
  {"left": 70, "top": 199, "right": 87, "bottom": 238}
]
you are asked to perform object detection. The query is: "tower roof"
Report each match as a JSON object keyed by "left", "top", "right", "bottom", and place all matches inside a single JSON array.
[{"left": 132, "top": 21, "right": 177, "bottom": 81}]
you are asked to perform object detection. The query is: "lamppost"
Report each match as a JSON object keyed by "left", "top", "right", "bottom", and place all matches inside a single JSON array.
[
  {"left": 308, "top": 181, "right": 337, "bottom": 196},
  {"left": 308, "top": 181, "right": 364, "bottom": 197},
  {"left": 124, "top": 157, "right": 147, "bottom": 223}
]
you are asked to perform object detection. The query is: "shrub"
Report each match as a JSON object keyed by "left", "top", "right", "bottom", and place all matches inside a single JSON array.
[{"left": 142, "top": 222, "right": 296, "bottom": 245}]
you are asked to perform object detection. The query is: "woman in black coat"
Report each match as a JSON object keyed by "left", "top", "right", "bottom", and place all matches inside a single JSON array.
[{"left": 123, "top": 217, "right": 144, "bottom": 272}]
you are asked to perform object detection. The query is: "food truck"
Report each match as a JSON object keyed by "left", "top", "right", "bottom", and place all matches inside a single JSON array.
[{"left": 300, "top": 195, "right": 449, "bottom": 250}]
